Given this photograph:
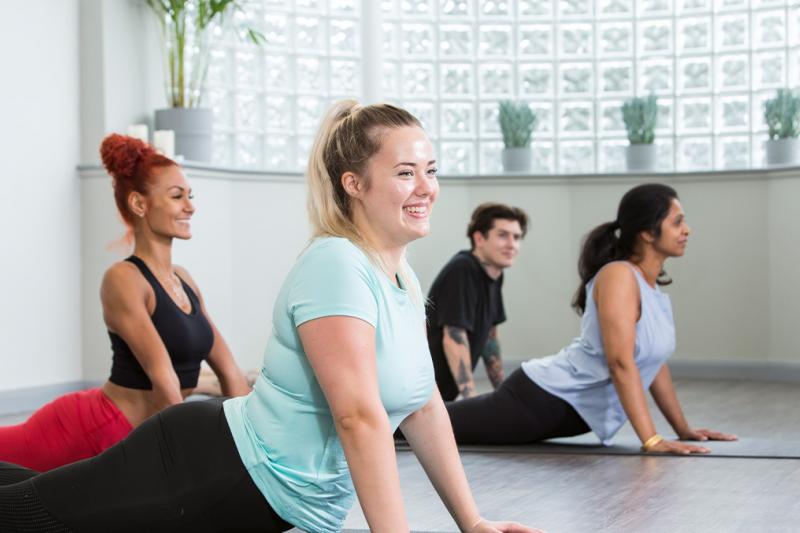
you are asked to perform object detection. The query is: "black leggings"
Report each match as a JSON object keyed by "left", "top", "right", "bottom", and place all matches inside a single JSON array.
[
  {"left": 447, "top": 368, "right": 591, "bottom": 445},
  {"left": 0, "top": 399, "right": 293, "bottom": 533}
]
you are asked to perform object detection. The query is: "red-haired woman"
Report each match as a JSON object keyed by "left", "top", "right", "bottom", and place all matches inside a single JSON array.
[{"left": 0, "top": 134, "right": 250, "bottom": 472}]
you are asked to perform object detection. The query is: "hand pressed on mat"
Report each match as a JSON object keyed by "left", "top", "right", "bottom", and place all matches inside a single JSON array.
[
  {"left": 678, "top": 427, "right": 738, "bottom": 442},
  {"left": 467, "top": 518, "right": 546, "bottom": 533}
]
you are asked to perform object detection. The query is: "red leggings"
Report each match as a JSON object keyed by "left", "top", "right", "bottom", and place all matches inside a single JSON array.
[{"left": 0, "top": 387, "right": 132, "bottom": 472}]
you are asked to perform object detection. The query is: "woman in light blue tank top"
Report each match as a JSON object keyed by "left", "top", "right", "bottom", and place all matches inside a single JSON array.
[{"left": 448, "top": 184, "right": 737, "bottom": 455}]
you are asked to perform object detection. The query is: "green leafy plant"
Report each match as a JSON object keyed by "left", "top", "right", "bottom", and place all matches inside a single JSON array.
[
  {"left": 621, "top": 94, "right": 658, "bottom": 144},
  {"left": 763, "top": 89, "right": 800, "bottom": 140},
  {"left": 146, "top": 0, "right": 264, "bottom": 108},
  {"left": 498, "top": 100, "right": 537, "bottom": 148}
]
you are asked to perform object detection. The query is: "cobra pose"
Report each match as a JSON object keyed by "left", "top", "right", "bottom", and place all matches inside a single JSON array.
[
  {"left": 447, "top": 183, "right": 737, "bottom": 455},
  {"left": 0, "top": 103, "right": 541, "bottom": 533},
  {"left": 0, "top": 134, "right": 249, "bottom": 473}
]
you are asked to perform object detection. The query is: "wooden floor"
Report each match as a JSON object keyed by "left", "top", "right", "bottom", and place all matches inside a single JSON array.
[
  {"left": 3, "top": 377, "right": 799, "bottom": 532},
  {"left": 340, "top": 377, "right": 800, "bottom": 532}
]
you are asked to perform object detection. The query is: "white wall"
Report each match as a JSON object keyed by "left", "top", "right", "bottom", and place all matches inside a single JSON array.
[
  {"left": 80, "top": 0, "right": 164, "bottom": 165},
  {"left": 0, "top": 1, "right": 82, "bottom": 392},
  {"left": 77, "top": 167, "right": 800, "bottom": 383}
]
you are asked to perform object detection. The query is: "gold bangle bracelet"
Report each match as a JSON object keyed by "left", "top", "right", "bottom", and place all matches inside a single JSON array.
[{"left": 641, "top": 434, "right": 664, "bottom": 451}]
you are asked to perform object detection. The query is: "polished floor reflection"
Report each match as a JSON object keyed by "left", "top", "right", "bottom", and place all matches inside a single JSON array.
[{"left": 341, "top": 377, "right": 800, "bottom": 532}]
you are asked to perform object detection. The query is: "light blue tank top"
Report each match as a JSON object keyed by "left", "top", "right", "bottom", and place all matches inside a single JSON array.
[
  {"left": 522, "top": 262, "right": 675, "bottom": 445},
  {"left": 223, "top": 237, "right": 434, "bottom": 533}
]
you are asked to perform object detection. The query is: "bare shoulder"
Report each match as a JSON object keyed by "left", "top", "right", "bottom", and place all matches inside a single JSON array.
[
  {"left": 594, "top": 262, "right": 639, "bottom": 303},
  {"left": 101, "top": 260, "right": 148, "bottom": 302}
]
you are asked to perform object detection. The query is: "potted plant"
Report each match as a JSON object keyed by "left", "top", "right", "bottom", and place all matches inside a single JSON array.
[
  {"left": 146, "top": 0, "right": 263, "bottom": 162},
  {"left": 763, "top": 89, "right": 800, "bottom": 167},
  {"left": 621, "top": 94, "right": 658, "bottom": 172},
  {"left": 498, "top": 100, "right": 537, "bottom": 172}
]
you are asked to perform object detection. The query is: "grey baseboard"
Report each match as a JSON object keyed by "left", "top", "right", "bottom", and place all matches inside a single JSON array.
[
  {"left": 0, "top": 380, "right": 101, "bottom": 416},
  {"left": 668, "top": 360, "right": 800, "bottom": 382}
]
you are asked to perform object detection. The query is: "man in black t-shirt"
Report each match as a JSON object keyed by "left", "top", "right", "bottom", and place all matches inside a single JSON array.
[{"left": 427, "top": 203, "right": 528, "bottom": 401}]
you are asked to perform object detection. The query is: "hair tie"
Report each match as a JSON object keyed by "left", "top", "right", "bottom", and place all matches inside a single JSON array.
[{"left": 610, "top": 220, "right": 621, "bottom": 230}]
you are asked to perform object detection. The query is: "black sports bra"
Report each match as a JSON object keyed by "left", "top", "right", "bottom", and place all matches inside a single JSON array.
[{"left": 108, "top": 256, "right": 214, "bottom": 390}]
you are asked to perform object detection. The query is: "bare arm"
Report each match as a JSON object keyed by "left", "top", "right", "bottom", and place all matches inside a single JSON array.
[
  {"left": 175, "top": 267, "right": 249, "bottom": 397},
  {"left": 650, "top": 364, "right": 737, "bottom": 442},
  {"left": 101, "top": 263, "right": 183, "bottom": 409},
  {"left": 648, "top": 364, "right": 691, "bottom": 437},
  {"left": 443, "top": 326, "right": 476, "bottom": 399},
  {"left": 480, "top": 327, "right": 504, "bottom": 389},
  {"left": 595, "top": 264, "right": 708, "bottom": 455},
  {"left": 400, "top": 388, "right": 543, "bottom": 533},
  {"left": 299, "top": 316, "right": 408, "bottom": 532}
]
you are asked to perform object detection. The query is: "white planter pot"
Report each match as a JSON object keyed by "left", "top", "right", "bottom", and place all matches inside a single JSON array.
[
  {"left": 155, "top": 107, "right": 214, "bottom": 162},
  {"left": 765, "top": 138, "right": 800, "bottom": 167},
  {"left": 501, "top": 147, "right": 532, "bottom": 172},
  {"left": 625, "top": 144, "right": 657, "bottom": 172}
]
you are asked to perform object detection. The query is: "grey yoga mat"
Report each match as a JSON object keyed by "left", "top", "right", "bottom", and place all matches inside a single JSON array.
[{"left": 396, "top": 434, "right": 800, "bottom": 459}]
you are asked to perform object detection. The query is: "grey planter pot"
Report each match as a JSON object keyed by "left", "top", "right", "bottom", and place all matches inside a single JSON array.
[
  {"left": 155, "top": 107, "right": 214, "bottom": 162},
  {"left": 501, "top": 147, "right": 532, "bottom": 173},
  {"left": 625, "top": 144, "right": 657, "bottom": 172},
  {"left": 765, "top": 138, "right": 800, "bottom": 167}
]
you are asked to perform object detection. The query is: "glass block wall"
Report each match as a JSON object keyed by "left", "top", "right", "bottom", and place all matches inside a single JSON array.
[
  {"left": 205, "top": 0, "right": 361, "bottom": 169},
  {"left": 206, "top": 0, "right": 799, "bottom": 174},
  {"left": 382, "top": 0, "right": 799, "bottom": 173}
]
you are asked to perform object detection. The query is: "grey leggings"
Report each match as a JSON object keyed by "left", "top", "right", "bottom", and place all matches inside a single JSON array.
[{"left": 447, "top": 368, "right": 591, "bottom": 444}]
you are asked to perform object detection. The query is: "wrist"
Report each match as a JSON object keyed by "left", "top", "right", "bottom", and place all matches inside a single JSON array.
[
  {"left": 462, "top": 515, "right": 484, "bottom": 533},
  {"left": 641, "top": 434, "right": 664, "bottom": 451}
]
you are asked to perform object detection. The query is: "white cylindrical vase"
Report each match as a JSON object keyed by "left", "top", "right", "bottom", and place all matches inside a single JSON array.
[
  {"left": 501, "top": 147, "right": 532, "bottom": 173},
  {"left": 625, "top": 144, "right": 657, "bottom": 172},
  {"left": 765, "top": 138, "right": 800, "bottom": 167}
]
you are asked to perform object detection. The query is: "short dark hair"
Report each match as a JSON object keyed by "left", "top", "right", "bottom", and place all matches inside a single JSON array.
[{"left": 466, "top": 202, "right": 529, "bottom": 250}]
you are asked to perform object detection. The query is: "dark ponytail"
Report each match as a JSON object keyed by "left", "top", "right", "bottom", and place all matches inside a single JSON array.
[{"left": 571, "top": 183, "right": 678, "bottom": 315}]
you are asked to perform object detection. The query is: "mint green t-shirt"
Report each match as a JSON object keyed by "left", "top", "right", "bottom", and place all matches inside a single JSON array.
[{"left": 223, "top": 237, "right": 434, "bottom": 533}]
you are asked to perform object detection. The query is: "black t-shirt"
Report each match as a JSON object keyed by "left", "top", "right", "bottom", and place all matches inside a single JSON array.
[{"left": 426, "top": 251, "right": 506, "bottom": 400}]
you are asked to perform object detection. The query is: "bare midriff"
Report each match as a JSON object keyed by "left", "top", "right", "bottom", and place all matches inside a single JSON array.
[{"left": 101, "top": 380, "right": 195, "bottom": 428}]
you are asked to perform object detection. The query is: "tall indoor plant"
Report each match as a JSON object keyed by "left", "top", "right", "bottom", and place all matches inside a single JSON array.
[
  {"left": 498, "top": 100, "right": 537, "bottom": 172},
  {"left": 146, "top": 0, "right": 263, "bottom": 161},
  {"left": 621, "top": 94, "right": 658, "bottom": 172},
  {"left": 763, "top": 88, "right": 800, "bottom": 166}
]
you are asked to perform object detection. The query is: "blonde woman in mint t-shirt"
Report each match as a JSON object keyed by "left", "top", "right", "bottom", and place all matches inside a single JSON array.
[{"left": 0, "top": 102, "right": 543, "bottom": 533}]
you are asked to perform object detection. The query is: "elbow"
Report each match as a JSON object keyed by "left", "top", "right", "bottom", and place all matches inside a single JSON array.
[
  {"left": 608, "top": 358, "right": 635, "bottom": 378},
  {"left": 334, "top": 407, "right": 389, "bottom": 437}
]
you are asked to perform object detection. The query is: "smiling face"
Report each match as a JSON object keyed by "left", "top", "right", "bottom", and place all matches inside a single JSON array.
[
  {"left": 345, "top": 125, "right": 439, "bottom": 249},
  {"left": 650, "top": 198, "right": 690, "bottom": 257},
  {"left": 129, "top": 165, "right": 195, "bottom": 240},
  {"left": 472, "top": 218, "right": 524, "bottom": 271}
]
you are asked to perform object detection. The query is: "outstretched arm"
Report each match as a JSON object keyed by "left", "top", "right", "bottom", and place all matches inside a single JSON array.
[
  {"left": 101, "top": 263, "right": 183, "bottom": 411},
  {"left": 400, "top": 389, "right": 544, "bottom": 533},
  {"left": 299, "top": 316, "right": 408, "bottom": 532},
  {"left": 650, "top": 364, "right": 737, "bottom": 442},
  {"left": 175, "top": 267, "right": 249, "bottom": 397},
  {"left": 480, "top": 327, "right": 504, "bottom": 389},
  {"left": 443, "top": 326, "right": 476, "bottom": 398},
  {"left": 596, "top": 263, "right": 709, "bottom": 455}
]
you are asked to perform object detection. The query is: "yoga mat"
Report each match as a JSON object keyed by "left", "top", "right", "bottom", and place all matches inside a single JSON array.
[{"left": 396, "top": 434, "right": 800, "bottom": 459}]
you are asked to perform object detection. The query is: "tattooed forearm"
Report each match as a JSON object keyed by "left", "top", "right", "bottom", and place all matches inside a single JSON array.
[
  {"left": 446, "top": 325, "right": 467, "bottom": 346},
  {"left": 481, "top": 331, "right": 504, "bottom": 389},
  {"left": 457, "top": 359, "right": 474, "bottom": 398},
  {"left": 443, "top": 325, "right": 475, "bottom": 398}
]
